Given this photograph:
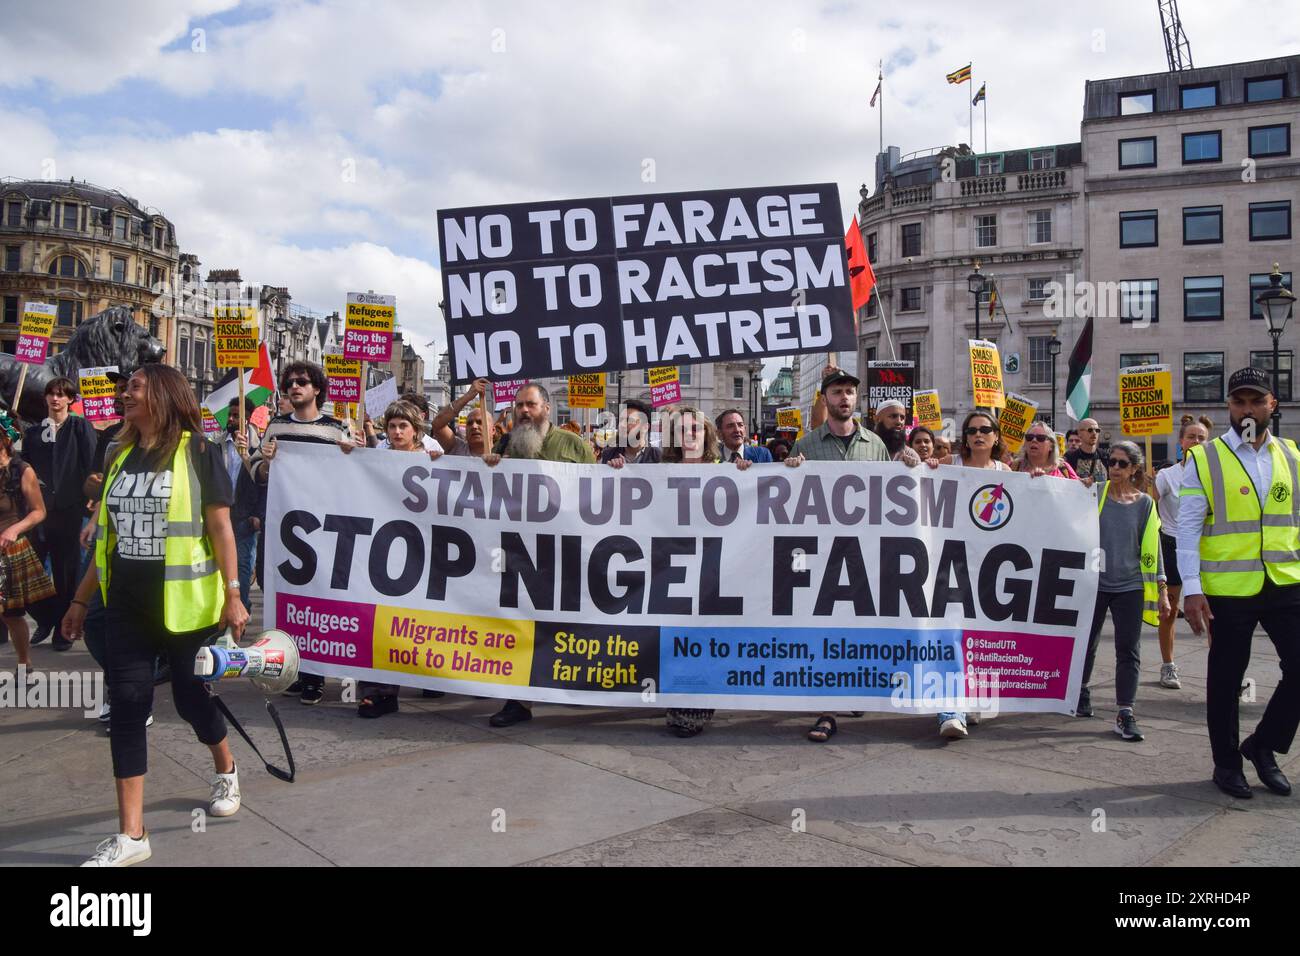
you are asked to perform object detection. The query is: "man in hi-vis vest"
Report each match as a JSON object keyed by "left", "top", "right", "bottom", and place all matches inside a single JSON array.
[{"left": 1180, "top": 367, "right": 1300, "bottom": 799}]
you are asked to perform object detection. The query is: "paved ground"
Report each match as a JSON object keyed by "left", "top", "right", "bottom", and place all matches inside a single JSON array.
[{"left": 3, "top": 592, "right": 1299, "bottom": 867}]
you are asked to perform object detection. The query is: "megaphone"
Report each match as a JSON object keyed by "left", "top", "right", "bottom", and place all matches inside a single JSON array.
[{"left": 195, "top": 629, "right": 300, "bottom": 695}]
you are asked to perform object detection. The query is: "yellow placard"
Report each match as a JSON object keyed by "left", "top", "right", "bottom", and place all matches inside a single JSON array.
[
  {"left": 647, "top": 366, "right": 678, "bottom": 388},
  {"left": 912, "top": 389, "right": 943, "bottom": 431},
  {"left": 19, "top": 304, "right": 55, "bottom": 340},
  {"left": 324, "top": 354, "right": 362, "bottom": 379},
  {"left": 1055, "top": 432, "right": 1066, "bottom": 456},
  {"left": 568, "top": 373, "right": 606, "bottom": 409},
  {"left": 1119, "top": 364, "right": 1173, "bottom": 437},
  {"left": 214, "top": 305, "right": 260, "bottom": 368},
  {"left": 998, "top": 392, "right": 1039, "bottom": 453},
  {"left": 345, "top": 298, "right": 396, "bottom": 333},
  {"left": 969, "top": 339, "right": 1005, "bottom": 409},
  {"left": 775, "top": 405, "right": 803, "bottom": 435}
]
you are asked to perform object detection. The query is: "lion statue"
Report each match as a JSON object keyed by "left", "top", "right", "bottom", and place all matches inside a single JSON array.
[{"left": 0, "top": 306, "right": 166, "bottom": 424}]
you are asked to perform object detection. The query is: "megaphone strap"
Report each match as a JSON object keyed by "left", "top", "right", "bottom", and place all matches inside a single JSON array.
[{"left": 210, "top": 692, "right": 296, "bottom": 784}]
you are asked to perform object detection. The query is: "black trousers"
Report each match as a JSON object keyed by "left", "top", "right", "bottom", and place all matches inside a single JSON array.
[
  {"left": 32, "top": 507, "right": 84, "bottom": 637},
  {"left": 1206, "top": 581, "right": 1300, "bottom": 771}
]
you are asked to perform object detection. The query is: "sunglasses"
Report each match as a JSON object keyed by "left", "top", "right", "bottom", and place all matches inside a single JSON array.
[
  {"left": 284, "top": 377, "right": 313, "bottom": 388},
  {"left": 964, "top": 425, "right": 996, "bottom": 436},
  {"left": 1083, "top": 427, "right": 1100, "bottom": 433},
  {"left": 1105, "top": 458, "right": 1132, "bottom": 468},
  {"left": 1024, "top": 434, "right": 1052, "bottom": 443}
]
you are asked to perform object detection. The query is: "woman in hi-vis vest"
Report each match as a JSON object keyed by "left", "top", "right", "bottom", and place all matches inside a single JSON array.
[{"left": 63, "top": 364, "right": 248, "bottom": 867}]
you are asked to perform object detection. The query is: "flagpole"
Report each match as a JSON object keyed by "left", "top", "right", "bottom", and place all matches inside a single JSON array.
[
  {"left": 983, "top": 84, "right": 988, "bottom": 155},
  {"left": 878, "top": 60, "right": 884, "bottom": 168},
  {"left": 873, "top": 284, "right": 898, "bottom": 360},
  {"left": 969, "top": 62, "right": 974, "bottom": 149}
]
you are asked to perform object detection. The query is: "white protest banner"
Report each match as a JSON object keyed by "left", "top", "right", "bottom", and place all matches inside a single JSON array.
[
  {"left": 267, "top": 446, "right": 1097, "bottom": 715},
  {"left": 363, "top": 375, "right": 399, "bottom": 421},
  {"left": 438, "top": 184, "right": 855, "bottom": 383}
]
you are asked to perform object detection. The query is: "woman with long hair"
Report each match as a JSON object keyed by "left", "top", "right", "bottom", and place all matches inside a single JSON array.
[
  {"left": 908, "top": 426, "right": 935, "bottom": 461},
  {"left": 1151, "top": 418, "right": 1209, "bottom": 690},
  {"left": 1078, "top": 440, "right": 1169, "bottom": 741},
  {"left": 62, "top": 365, "right": 247, "bottom": 867},
  {"left": 0, "top": 424, "right": 52, "bottom": 669},
  {"left": 1016, "top": 420, "right": 1079, "bottom": 478}
]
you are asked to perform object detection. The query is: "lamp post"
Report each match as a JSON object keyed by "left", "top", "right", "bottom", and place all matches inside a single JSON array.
[
  {"left": 1048, "top": 334, "right": 1063, "bottom": 431},
  {"left": 1256, "top": 263, "right": 1298, "bottom": 437},
  {"left": 967, "top": 263, "right": 986, "bottom": 411}
]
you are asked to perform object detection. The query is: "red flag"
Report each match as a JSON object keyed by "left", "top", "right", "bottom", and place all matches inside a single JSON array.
[
  {"left": 250, "top": 341, "right": 276, "bottom": 391},
  {"left": 844, "top": 216, "right": 876, "bottom": 312}
]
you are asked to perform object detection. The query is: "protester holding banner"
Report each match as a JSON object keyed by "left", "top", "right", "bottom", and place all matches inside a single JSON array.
[
  {"left": 430, "top": 378, "right": 489, "bottom": 456},
  {"left": 368, "top": 392, "right": 443, "bottom": 452},
  {"left": 716, "top": 409, "right": 771, "bottom": 464},
  {"left": 601, "top": 399, "right": 661, "bottom": 465},
  {"left": 1078, "top": 441, "right": 1168, "bottom": 742},
  {"left": 766, "top": 438, "right": 791, "bottom": 462},
  {"left": 1016, "top": 421, "right": 1079, "bottom": 479},
  {"left": 0, "top": 424, "right": 53, "bottom": 671},
  {"left": 1151, "top": 418, "right": 1209, "bottom": 690},
  {"left": 874, "top": 400, "right": 921, "bottom": 465},
  {"left": 61, "top": 364, "right": 247, "bottom": 867},
  {"left": 252, "top": 360, "right": 351, "bottom": 705},
  {"left": 907, "top": 426, "right": 935, "bottom": 461},
  {"left": 22, "top": 377, "right": 97, "bottom": 651}
]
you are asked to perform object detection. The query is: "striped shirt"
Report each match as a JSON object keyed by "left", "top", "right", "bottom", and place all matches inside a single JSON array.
[{"left": 251, "top": 412, "right": 348, "bottom": 482}]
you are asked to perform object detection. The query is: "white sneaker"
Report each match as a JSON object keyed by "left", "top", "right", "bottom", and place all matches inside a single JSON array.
[
  {"left": 939, "top": 717, "right": 969, "bottom": 739},
  {"left": 967, "top": 711, "right": 982, "bottom": 726},
  {"left": 82, "top": 832, "right": 151, "bottom": 867},
  {"left": 97, "top": 701, "right": 111, "bottom": 722},
  {"left": 209, "top": 764, "right": 241, "bottom": 817},
  {"left": 1160, "top": 662, "right": 1182, "bottom": 689}
]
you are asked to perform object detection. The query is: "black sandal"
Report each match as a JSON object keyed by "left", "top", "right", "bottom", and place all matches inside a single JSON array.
[
  {"left": 358, "top": 695, "right": 399, "bottom": 719},
  {"left": 807, "top": 715, "right": 837, "bottom": 742}
]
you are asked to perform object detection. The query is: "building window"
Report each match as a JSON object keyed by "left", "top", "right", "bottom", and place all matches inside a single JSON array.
[
  {"left": 900, "top": 342, "right": 921, "bottom": 379},
  {"left": 975, "top": 214, "right": 997, "bottom": 248},
  {"left": 1251, "top": 351, "right": 1293, "bottom": 402},
  {"left": 1028, "top": 336, "right": 1054, "bottom": 386},
  {"left": 1027, "top": 277, "right": 1051, "bottom": 301},
  {"left": 1028, "top": 149, "right": 1055, "bottom": 170},
  {"left": 5, "top": 201, "right": 21, "bottom": 226},
  {"left": 56, "top": 300, "right": 83, "bottom": 326},
  {"left": 1119, "top": 137, "right": 1156, "bottom": 169},
  {"left": 47, "top": 255, "right": 86, "bottom": 278},
  {"left": 154, "top": 225, "right": 164, "bottom": 248},
  {"left": 1120, "top": 210, "right": 1158, "bottom": 248},
  {"left": 733, "top": 376, "right": 744, "bottom": 399},
  {"left": 866, "top": 232, "right": 877, "bottom": 263},
  {"left": 60, "top": 203, "right": 78, "bottom": 230},
  {"left": 1121, "top": 352, "right": 1160, "bottom": 369},
  {"left": 194, "top": 335, "right": 207, "bottom": 375},
  {"left": 900, "top": 287, "right": 922, "bottom": 311},
  {"left": 1180, "top": 83, "right": 1218, "bottom": 109},
  {"left": 178, "top": 333, "right": 190, "bottom": 370},
  {"left": 114, "top": 214, "right": 128, "bottom": 240},
  {"left": 1119, "top": 91, "right": 1155, "bottom": 115},
  {"left": 1184, "top": 352, "right": 1224, "bottom": 401},
  {"left": 1250, "top": 202, "right": 1291, "bottom": 241},
  {"left": 1184, "top": 276, "right": 1224, "bottom": 321},
  {"left": 977, "top": 156, "right": 1001, "bottom": 176},
  {"left": 900, "top": 223, "right": 921, "bottom": 258},
  {"left": 1028, "top": 209, "right": 1052, "bottom": 244},
  {"left": 865, "top": 347, "right": 877, "bottom": 366},
  {"left": 4, "top": 246, "right": 18, "bottom": 272},
  {"left": 1119, "top": 279, "right": 1159, "bottom": 324},
  {"left": 865, "top": 294, "right": 878, "bottom": 318},
  {"left": 111, "top": 256, "right": 127, "bottom": 283},
  {"left": 1182, "top": 205, "right": 1222, "bottom": 244},
  {"left": 1246, "top": 76, "right": 1285, "bottom": 102},
  {"left": 3, "top": 296, "right": 17, "bottom": 324},
  {"left": 1181, "top": 131, "right": 1221, "bottom": 164},
  {"left": 1250, "top": 272, "right": 1295, "bottom": 320},
  {"left": 678, "top": 364, "right": 691, "bottom": 386},
  {"left": 1249, "top": 124, "right": 1291, "bottom": 158}
]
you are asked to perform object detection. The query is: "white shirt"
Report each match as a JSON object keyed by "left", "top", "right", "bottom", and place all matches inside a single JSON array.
[
  {"left": 1154, "top": 460, "right": 1184, "bottom": 530},
  {"left": 1176, "top": 428, "right": 1275, "bottom": 597},
  {"left": 377, "top": 433, "right": 443, "bottom": 453},
  {"left": 722, "top": 442, "right": 745, "bottom": 462}
]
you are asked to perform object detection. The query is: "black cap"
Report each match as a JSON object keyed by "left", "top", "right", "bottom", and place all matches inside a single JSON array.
[
  {"left": 1228, "top": 366, "right": 1272, "bottom": 396},
  {"left": 104, "top": 368, "right": 128, "bottom": 383},
  {"left": 821, "top": 369, "right": 860, "bottom": 393}
]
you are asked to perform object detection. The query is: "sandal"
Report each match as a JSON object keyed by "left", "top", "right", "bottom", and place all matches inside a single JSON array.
[
  {"left": 807, "top": 715, "right": 837, "bottom": 742},
  {"left": 358, "top": 695, "right": 399, "bottom": 719}
]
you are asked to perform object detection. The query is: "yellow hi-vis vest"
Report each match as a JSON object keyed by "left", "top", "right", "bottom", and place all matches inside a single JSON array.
[
  {"left": 1096, "top": 481, "right": 1162, "bottom": 626},
  {"left": 95, "top": 431, "right": 225, "bottom": 633},
  {"left": 1180, "top": 435, "right": 1300, "bottom": 597}
]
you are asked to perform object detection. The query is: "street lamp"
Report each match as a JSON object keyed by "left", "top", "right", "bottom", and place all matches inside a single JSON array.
[
  {"left": 1256, "top": 263, "right": 1298, "bottom": 436},
  {"left": 1048, "top": 334, "right": 1063, "bottom": 431},
  {"left": 967, "top": 262, "right": 986, "bottom": 343}
]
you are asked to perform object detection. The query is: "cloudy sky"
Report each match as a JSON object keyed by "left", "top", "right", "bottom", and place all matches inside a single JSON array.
[{"left": 2, "top": 0, "right": 1295, "bottom": 377}]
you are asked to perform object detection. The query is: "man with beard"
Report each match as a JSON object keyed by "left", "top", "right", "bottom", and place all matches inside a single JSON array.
[
  {"left": 488, "top": 382, "right": 594, "bottom": 728},
  {"left": 601, "top": 399, "right": 662, "bottom": 465},
  {"left": 872, "top": 399, "right": 920, "bottom": 465},
  {"left": 1180, "top": 368, "right": 1300, "bottom": 800}
]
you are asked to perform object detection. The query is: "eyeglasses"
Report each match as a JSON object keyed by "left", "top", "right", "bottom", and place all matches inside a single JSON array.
[
  {"left": 964, "top": 425, "right": 996, "bottom": 436},
  {"left": 1024, "top": 434, "right": 1052, "bottom": 443},
  {"left": 284, "top": 377, "right": 313, "bottom": 388},
  {"left": 1105, "top": 458, "right": 1132, "bottom": 468},
  {"left": 1083, "top": 427, "right": 1100, "bottom": 433}
]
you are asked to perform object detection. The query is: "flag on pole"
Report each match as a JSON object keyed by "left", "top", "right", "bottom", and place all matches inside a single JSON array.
[
  {"left": 844, "top": 216, "right": 877, "bottom": 314},
  {"left": 869, "top": 78, "right": 881, "bottom": 107},
  {"left": 947, "top": 63, "right": 972, "bottom": 84},
  {"left": 987, "top": 283, "right": 998, "bottom": 319},
  {"left": 972, "top": 82, "right": 986, "bottom": 105},
  {"left": 1065, "top": 317, "right": 1094, "bottom": 422},
  {"left": 203, "top": 341, "right": 276, "bottom": 428}
]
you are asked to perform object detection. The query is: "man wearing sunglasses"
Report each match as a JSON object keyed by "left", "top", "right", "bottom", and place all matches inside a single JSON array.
[
  {"left": 251, "top": 360, "right": 355, "bottom": 705},
  {"left": 1064, "top": 418, "right": 1105, "bottom": 487},
  {"left": 1179, "top": 367, "right": 1300, "bottom": 800}
]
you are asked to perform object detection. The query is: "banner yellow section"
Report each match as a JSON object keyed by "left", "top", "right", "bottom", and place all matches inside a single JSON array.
[
  {"left": 969, "top": 339, "right": 1005, "bottom": 409},
  {"left": 372, "top": 606, "right": 533, "bottom": 685},
  {"left": 1119, "top": 365, "right": 1173, "bottom": 437}
]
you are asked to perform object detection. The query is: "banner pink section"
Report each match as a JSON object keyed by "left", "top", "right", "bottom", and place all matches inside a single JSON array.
[
  {"left": 650, "top": 380, "right": 681, "bottom": 408},
  {"left": 15, "top": 334, "right": 48, "bottom": 364},
  {"left": 961, "top": 630, "right": 1073, "bottom": 700},
  {"left": 275, "top": 593, "right": 375, "bottom": 668},
  {"left": 343, "top": 328, "right": 392, "bottom": 362}
]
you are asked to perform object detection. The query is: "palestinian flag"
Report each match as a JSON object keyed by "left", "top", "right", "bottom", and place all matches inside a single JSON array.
[
  {"left": 1065, "top": 317, "right": 1093, "bottom": 422},
  {"left": 202, "top": 342, "right": 276, "bottom": 430}
]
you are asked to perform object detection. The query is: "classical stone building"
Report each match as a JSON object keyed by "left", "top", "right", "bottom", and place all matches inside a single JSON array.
[{"left": 1, "top": 178, "right": 179, "bottom": 357}]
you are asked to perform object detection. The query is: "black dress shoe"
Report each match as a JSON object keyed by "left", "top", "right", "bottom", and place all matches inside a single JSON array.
[
  {"left": 1212, "top": 767, "right": 1253, "bottom": 799},
  {"left": 489, "top": 700, "right": 532, "bottom": 727},
  {"left": 52, "top": 636, "right": 74, "bottom": 652},
  {"left": 29, "top": 623, "right": 52, "bottom": 646},
  {"left": 1241, "top": 735, "right": 1292, "bottom": 796}
]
